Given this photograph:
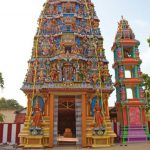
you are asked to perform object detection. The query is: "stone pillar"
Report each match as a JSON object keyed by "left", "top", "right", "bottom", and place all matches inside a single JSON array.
[
  {"left": 44, "top": 95, "right": 49, "bottom": 116},
  {"left": 75, "top": 96, "right": 82, "bottom": 146},
  {"left": 53, "top": 96, "right": 58, "bottom": 145},
  {"left": 82, "top": 94, "right": 86, "bottom": 147}
]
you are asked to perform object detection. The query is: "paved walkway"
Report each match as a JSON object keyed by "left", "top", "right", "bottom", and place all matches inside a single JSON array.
[{"left": 0, "top": 143, "right": 150, "bottom": 150}]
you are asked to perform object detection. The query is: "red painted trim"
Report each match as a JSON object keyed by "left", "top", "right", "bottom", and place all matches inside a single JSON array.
[
  {"left": 123, "top": 108, "right": 127, "bottom": 126},
  {"left": 23, "top": 89, "right": 113, "bottom": 94},
  {"left": 142, "top": 108, "right": 146, "bottom": 125},
  {"left": 0, "top": 124, "right": 3, "bottom": 143},
  {"left": 7, "top": 124, "right": 12, "bottom": 143},
  {"left": 114, "top": 78, "right": 142, "bottom": 86},
  {"left": 113, "top": 58, "right": 141, "bottom": 68},
  {"left": 16, "top": 124, "right": 21, "bottom": 144},
  {"left": 119, "top": 39, "right": 138, "bottom": 46}
]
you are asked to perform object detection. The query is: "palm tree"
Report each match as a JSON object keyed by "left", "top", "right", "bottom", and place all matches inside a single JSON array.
[{"left": 0, "top": 72, "right": 4, "bottom": 88}]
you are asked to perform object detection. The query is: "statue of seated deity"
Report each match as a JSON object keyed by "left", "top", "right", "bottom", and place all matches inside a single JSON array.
[{"left": 63, "top": 128, "right": 73, "bottom": 138}]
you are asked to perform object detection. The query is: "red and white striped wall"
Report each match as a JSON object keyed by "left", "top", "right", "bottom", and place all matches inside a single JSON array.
[
  {"left": 0, "top": 122, "right": 149, "bottom": 145},
  {"left": 0, "top": 124, "right": 24, "bottom": 145}
]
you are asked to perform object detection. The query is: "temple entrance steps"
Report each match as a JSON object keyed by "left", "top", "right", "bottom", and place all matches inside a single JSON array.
[{"left": 119, "top": 125, "right": 150, "bottom": 144}]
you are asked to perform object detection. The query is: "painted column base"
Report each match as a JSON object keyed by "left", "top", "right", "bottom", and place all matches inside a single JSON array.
[{"left": 86, "top": 117, "right": 116, "bottom": 147}]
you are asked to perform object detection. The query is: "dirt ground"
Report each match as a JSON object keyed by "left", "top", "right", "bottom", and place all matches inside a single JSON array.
[{"left": 0, "top": 143, "right": 150, "bottom": 150}]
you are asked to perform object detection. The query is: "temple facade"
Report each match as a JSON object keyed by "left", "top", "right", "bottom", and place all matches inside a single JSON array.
[
  {"left": 112, "top": 18, "right": 150, "bottom": 143},
  {"left": 19, "top": 0, "right": 116, "bottom": 148}
]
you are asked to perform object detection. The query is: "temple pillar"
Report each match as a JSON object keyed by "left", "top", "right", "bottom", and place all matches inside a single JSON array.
[
  {"left": 122, "top": 107, "right": 127, "bottom": 126},
  {"left": 49, "top": 94, "right": 54, "bottom": 148},
  {"left": 82, "top": 93, "right": 87, "bottom": 147},
  {"left": 44, "top": 95, "right": 49, "bottom": 116},
  {"left": 26, "top": 94, "right": 30, "bottom": 116},
  {"left": 105, "top": 95, "right": 109, "bottom": 118},
  {"left": 142, "top": 107, "right": 146, "bottom": 125}
]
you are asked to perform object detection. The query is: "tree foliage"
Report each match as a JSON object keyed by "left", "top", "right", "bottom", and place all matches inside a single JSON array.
[
  {"left": 0, "top": 97, "right": 23, "bottom": 110},
  {"left": 148, "top": 37, "right": 150, "bottom": 47},
  {"left": 0, "top": 113, "right": 4, "bottom": 122},
  {"left": 142, "top": 73, "right": 150, "bottom": 98},
  {"left": 0, "top": 72, "right": 4, "bottom": 88},
  {"left": 142, "top": 73, "right": 150, "bottom": 112}
]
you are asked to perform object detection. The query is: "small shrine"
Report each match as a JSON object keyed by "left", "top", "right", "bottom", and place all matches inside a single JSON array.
[
  {"left": 112, "top": 17, "right": 150, "bottom": 143},
  {"left": 19, "top": 0, "right": 116, "bottom": 148}
]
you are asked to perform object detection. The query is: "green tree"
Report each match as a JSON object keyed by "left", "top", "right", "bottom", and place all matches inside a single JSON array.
[
  {"left": 148, "top": 37, "right": 150, "bottom": 47},
  {"left": 0, "top": 113, "right": 4, "bottom": 122},
  {"left": 142, "top": 73, "right": 150, "bottom": 112},
  {"left": 0, "top": 97, "right": 23, "bottom": 111},
  {"left": 0, "top": 72, "right": 4, "bottom": 88}
]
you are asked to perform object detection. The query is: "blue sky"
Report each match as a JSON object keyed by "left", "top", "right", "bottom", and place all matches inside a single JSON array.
[{"left": 0, "top": 0, "right": 149, "bottom": 107}]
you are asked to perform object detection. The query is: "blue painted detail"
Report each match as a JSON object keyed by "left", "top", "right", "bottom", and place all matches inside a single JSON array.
[
  {"left": 32, "top": 96, "right": 45, "bottom": 114},
  {"left": 63, "top": 14, "right": 74, "bottom": 17},
  {"left": 57, "top": 19, "right": 63, "bottom": 25},
  {"left": 75, "top": 38, "right": 81, "bottom": 47},
  {"left": 76, "top": 4, "right": 79, "bottom": 12},
  {"left": 91, "top": 97, "right": 96, "bottom": 117},
  {"left": 91, "top": 96, "right": 102, "bottom": 117},
  {"left": 76, "top": 19, "right": 80, "bottom": 26},
  {"left": 57, "top": 5, "right": 62, "bottom": 13},
  {"left": 55, "top": 37, "right": 61, "bottom": 48}
]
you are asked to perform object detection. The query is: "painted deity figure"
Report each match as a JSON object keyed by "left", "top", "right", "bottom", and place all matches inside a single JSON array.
[
  {"left": 138, "top": 67, "right": 142, "bottom": 78},
  {"left": 119, "top": 66, "right": 124, "bottom": 78},
  {"left": 120, "top": 86, "right": 126, "bottom": 100},
  {"left": 62, "top": 63, "right": 75, "bottom": 81},
  {"left": 117, "top": 48, "right": 122, "bottom": 59},
  {"left": 94, "top": 101, "right": 104, "bottom": 128},
  {"left": 135, "top": 48, "right": 139, "bottom": 58},
  {"left": 140, "top": 88, "right": 145, "bottom": 98},
  {"left": 32, "top": 98, "right": 42, "bottom": 128}
]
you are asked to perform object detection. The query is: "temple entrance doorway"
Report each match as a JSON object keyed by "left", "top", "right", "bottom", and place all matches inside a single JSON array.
[{"left": 57, "top": 96, "right": 77, "bottom": 145}]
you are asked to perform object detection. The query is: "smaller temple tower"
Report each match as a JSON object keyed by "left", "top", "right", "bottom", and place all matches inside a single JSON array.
[{"left": 112, "top": 17, "right": 150, "bottom": 143}]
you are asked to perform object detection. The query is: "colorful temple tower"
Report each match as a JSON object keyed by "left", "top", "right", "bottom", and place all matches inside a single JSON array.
[
  {"left": 112, "top": 18, "right": 150, "bottom": 143},
  {"left": 19, "top": 0, "right": 116, "bottom": 148}
]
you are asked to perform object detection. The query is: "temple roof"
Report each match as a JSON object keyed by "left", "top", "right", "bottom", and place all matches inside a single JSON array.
[
  {"left": 22, "top": 0, "right": 113, "bottom": 92},
  {"left": 115, "top": 17, "right": 135, "bottom": 40}
]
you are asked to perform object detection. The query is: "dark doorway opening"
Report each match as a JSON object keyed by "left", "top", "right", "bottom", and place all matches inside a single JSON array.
[
  {"left": 58, "top": 96, "right": 76, "bottom": 138},
  {"left": 65, "top": 46, "right": 72, "bottom": 53}
]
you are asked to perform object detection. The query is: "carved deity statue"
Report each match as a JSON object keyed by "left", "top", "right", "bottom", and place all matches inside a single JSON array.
[
  {"left": 94, "top": 101, "right": 104, "bottom": 128},
  {"left": 62, "top": 63, "right": 75, "bottom": 81},
  {"left": 32, "top": 98, "right": 42, "bottom": 128}
]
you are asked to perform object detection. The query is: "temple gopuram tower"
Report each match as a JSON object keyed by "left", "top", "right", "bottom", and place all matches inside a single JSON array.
[
  {"left": 19, "top": 0, "right": 116, "bottom": 148},
  {"left": 112, "top": 18, "right": 150, "bottom": 143}
]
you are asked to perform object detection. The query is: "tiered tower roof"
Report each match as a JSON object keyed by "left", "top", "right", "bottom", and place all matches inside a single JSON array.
[
  {"left": 112, "top": 17, "right": 140, "bottom": 49},
  {"left": 22, "top": 0, "right": 113, "bottom": 93}
]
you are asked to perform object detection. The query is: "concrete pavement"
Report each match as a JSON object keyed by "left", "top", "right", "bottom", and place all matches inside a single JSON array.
[{"left": 0, "top": 143, "right": 150, "bottom": 150}]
